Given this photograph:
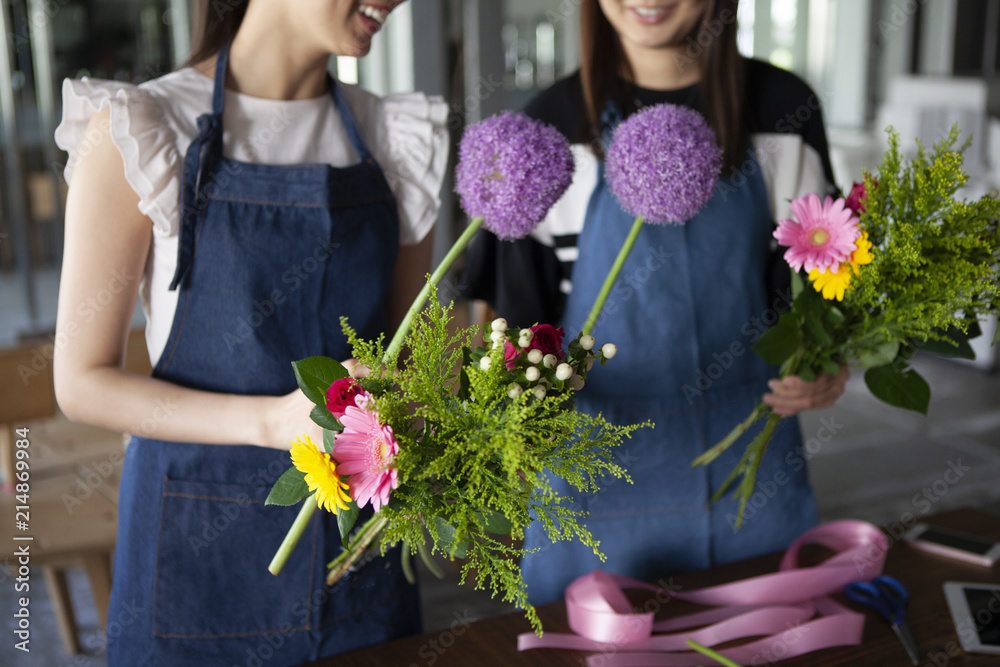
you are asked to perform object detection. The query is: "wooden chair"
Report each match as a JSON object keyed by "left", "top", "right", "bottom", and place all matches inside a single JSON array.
[{"left": 0, "top": 329, "right": 150, "bottom": 655}]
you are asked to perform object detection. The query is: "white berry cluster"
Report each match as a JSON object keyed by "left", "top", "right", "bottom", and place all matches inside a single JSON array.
[{"left": 476, "top": 317, "right": 618, "bottom": 401}]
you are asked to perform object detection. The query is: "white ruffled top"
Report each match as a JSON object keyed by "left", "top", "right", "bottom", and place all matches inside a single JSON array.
[{"left": 55, "top": 68, "right": 449, "bottom": 366}]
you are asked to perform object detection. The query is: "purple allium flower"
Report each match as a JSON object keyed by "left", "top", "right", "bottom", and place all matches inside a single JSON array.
[
  {"left": 455, "top": 112, "right": 574, "bottom": 240},
  {"left": 605, "top": 104, "right": 722, "bottom": 225}
]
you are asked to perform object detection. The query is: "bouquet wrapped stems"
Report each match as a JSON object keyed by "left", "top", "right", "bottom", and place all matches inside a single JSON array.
[{"left": 326, "top": 514, "right": 388, "bottom": 585}]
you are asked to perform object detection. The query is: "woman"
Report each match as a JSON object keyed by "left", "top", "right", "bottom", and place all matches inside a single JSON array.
[
  {"left": 53, "top": 1, "right": 447, "bottom": 664},
  {"left": 463, "top": 0, "right": 848, "bottom": 604}
]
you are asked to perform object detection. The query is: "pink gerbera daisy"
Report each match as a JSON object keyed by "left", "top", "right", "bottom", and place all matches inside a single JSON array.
[
  {"left": 773, "top": 193, "right": 861, "bottom": 272},
  {"left": 332, "top": 392, "right": 399, "bottom": 512}
]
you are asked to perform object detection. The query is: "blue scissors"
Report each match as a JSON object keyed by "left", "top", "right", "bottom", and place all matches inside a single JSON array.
[{"left": 845, "top": 575, "right": 919, "bottom": 665}]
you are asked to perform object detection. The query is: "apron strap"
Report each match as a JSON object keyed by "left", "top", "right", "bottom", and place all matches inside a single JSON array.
[
  {"left": 330, "top": 77, "right": 374, "bottom": 162},
  {"left": 168, "top": 40, "right": 235, "bottom": 291},
  {"left": 169, "top": 41, "right": 378, "bottom": 291}
]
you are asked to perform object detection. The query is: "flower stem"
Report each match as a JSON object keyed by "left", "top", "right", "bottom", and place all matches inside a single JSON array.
[
  {"left": 686, "top": 640, "right": 742, "bottom": 667},
  {"left": 417, "top": 539, "right": 447, "bottom": 579},
  {"left": 581, "top": 216, "right": 645, "bottom": 335},
  {"left": 692, "top": 402, "right": 768, "bottom": 468},
  {"left": 326, "top": 514, "right": 389, "bottom": 585},
  {"left": 268, "top": 494, "right": 318, "bottom": 575},
  {"left": 383, "top": 217, "right": 485, "bottom": 364}
]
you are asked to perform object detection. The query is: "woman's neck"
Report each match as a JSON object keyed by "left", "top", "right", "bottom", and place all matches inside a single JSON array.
[
  {"left": 622, "top": 43, "right": 702, "bottom": 91},
  {"left": 196, "top": 10, "right": 331, "bottom": 100}
]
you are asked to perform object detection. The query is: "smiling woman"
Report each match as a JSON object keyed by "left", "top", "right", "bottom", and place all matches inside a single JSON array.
[{"left": 51, "top": 0, "right": 447, "bottom": 665}]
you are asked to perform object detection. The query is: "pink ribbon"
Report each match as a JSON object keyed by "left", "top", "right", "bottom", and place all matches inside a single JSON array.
[{"left": 518, "top": 519, "right": 889, "bottom": 666}]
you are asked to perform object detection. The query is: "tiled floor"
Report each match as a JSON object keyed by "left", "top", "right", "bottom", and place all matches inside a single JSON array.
[{"left": 3, "top": 271, "right": 1000, "bottom": 665}]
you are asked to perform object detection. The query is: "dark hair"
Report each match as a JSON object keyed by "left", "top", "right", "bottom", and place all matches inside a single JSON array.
[
  {"left": 183, "top": 0, "right": 249, "bottom": 68},
  {"left": 579, "top": 0, "right": 746, "bottom": 169}
]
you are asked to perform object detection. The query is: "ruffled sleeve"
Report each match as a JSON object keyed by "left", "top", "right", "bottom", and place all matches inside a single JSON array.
[
  {"left": 346, "top": 87, "right": 449, "bottom": 246},
  {"left": 55, "top": 78, "right": 181, "bottom": 235}
]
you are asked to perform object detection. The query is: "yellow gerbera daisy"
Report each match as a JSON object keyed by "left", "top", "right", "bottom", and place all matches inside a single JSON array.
[
  {"left": 808, "top": 232, "right": 875, "bottom": 301},
  {"left": 809, "top": 263, "right": 852, "bottom": 301},
  {"left": 849, "top": 232, "right": 874, "bottom": 270},
  {"left": 289, "top": 435, "right": 351, "bottom": 514}
]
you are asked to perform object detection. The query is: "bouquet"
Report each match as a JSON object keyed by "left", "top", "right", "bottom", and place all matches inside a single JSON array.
[
  {"left": 694, "top": 126, "right": 1000, "bottom": 525},
  {"left": 263, "top": 111, "right": 654, "bottom": 632}
]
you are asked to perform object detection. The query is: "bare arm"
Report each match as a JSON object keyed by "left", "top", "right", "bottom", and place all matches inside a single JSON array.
[{"left": 54, "top": 109, "right": 317, "bottom": 449}]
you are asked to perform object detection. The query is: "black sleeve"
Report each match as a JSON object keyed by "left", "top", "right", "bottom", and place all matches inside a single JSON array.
[{"left": 744, "top": 60, "right": 839, "bottom": 309}]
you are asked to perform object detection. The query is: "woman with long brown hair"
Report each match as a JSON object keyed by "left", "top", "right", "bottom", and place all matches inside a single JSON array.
[
  {"left": 464, "top": 0, "right": 849, "bottom": 604},
  {"left": 53, "top": 1, "right": 446, "bottom": 663}
]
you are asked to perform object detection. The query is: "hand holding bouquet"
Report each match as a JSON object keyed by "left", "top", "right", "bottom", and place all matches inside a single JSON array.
[{"left": 695, "top": 127, "right": 1000, "bottom": 525}]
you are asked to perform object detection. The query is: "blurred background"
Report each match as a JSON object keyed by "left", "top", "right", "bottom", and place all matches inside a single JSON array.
[{"left": 1, "top": 0, "right": 999, "bottom": 665}]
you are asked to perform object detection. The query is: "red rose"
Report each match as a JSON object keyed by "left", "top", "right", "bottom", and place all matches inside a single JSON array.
[
  {"left": 325, "top": 377, "right": 364, "bottom": 419},
  {"left": 844, "top": 180, "right": 874, "bottom": 215},
  {"left": 504, "top": 340, "right": 520, "bottom": 369},
  {"left": 528, "top": 324, "right": 565, "bottom": 358}
]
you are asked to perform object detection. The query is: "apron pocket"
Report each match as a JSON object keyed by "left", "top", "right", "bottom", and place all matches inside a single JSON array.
[{"left": 153, "top": 477, "right": 318, "bottom": 638}]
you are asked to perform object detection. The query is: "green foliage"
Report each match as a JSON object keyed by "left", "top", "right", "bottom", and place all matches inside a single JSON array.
[
  {"left": 292, "top": 357, "right": 350, "bottom": 407},
  {"left": 265, "top": 467, "right": 310, "bottom": 506},
  {"left": 847, "top": 126, "right": 1000, "bottom": 365},
  {"left": 342, "top": 291, "right": 645, "bottom": 633}
]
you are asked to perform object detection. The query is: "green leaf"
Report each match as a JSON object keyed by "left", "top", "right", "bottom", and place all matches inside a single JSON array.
[
  {"left": 752, "top": 311, "right": 799, "bottom": 365},
  {"left": 310, "top": 404, "right": 342, "bottom": 431},
  {"left": 337, "top": 501, "right": 360, "bottom": 548},
  {"left": 915, "top": 337, "right": 976, "bottom": 360},
  {"left": 432, "top": 516, "right": 469, "bottom": 558},
  {"left": 914, "top": 325, "right": 978, "bottom": 360},
  {"left": 821, "top": 358, "right": 841, "bottom": 376},
  {"left": 825, "top": 306, "right": 845, "bottom": 325},
  {"left": 480, "top": 509, "right": 513, "bottom": 535},
  {"left": 323, "top": 429, "right": 335, "bottom": 455},
  {"left": 798, "top": 288, "right": 832, "bottom": 347},
  {"left": 292, "top": 357, "right": 349, "bottom": 407},
  {"left": 864, "top": 364, "right": 931, "bottom": 414},
  {"left": 265, "top": 466, "right": 310, "bottom": 506},
  {"left": 790, "top": 269, "right": 804, "bottom": 299},
  {"left": 857, "top": 341, "right": 900, "bottom": 368}
]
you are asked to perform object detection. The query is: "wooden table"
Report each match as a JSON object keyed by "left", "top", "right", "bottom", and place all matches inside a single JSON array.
[{"left": 307, "top": 508, "right": 1000, "bottom": 666}]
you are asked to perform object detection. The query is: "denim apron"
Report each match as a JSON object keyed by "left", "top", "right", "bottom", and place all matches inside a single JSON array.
[
  {"left": 521, "top": 117, "right": 818, "bottom": 605},
  {"left": 107, "top": 44, "right": 419, "bottom": 665}
]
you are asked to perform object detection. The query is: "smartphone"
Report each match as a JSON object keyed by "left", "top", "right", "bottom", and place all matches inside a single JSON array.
[
  {"left": 944, "top": 582, "right": 1000, "bottom": 655},
  {"left": 903, "top": 524, "right": 1000, "bottom": 567}
]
